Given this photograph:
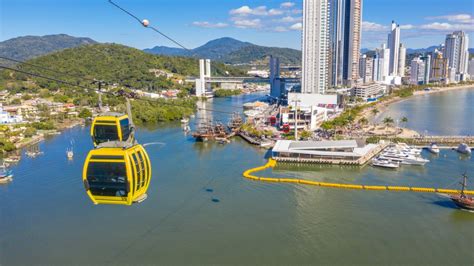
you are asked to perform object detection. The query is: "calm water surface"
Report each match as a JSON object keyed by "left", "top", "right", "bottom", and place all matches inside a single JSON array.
[
  {"left": 375, "top": 88, "right": 474, "bottom": 135},
  {"left": 1, "top": 93, "right": 473, "bottom": 265}
]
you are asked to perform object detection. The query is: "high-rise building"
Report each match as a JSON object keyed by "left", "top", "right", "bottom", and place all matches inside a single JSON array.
[
  {"left": 372, "top": 54, "right": 382, "bottom": 82},
  {"left": 358, "top": 54, "right": 373, "bottom": 83},
  {"left": 269, "top": 56, "right": 283, "bottom": 98},
  {"left": 410, "top": 57, "right": 425, "bottom": 85},
  {"left": 444, "top": 31, "right": 470, "bottom": 76},
  {"left": 329, "top": 0, "right": 362, "bottom": 87},
  {"left": 468, "top": 59, "right": 474, "bottom": 77},
  {"left": 423, "top": 55, "right": 431, "bottom": 85},
  {"left": 398, "top": 43, "right": 406, "bottom": 77},
  {"left": 302, "top": 0, "right": 330, "bottom": 94},
  {"left": 387, "top": 21, "right": 401, "bottom": 76},
  {"left": 430, "top": 50, "right": 448, "bottom": 82}
]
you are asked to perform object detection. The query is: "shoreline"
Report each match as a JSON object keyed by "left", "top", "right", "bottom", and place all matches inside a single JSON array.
[{"left": 363, "top": 84, "right": 474, "bottom": 123}]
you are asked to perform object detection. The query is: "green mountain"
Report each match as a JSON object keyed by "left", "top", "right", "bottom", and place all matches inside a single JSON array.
[
  {"left": 1, "top": 43, "right": 245, "bottom": 91},
  {"left": 144, "top": 37, "right": 301, "bottom": 65},
  {"left": 0, "top": 34, "right": 97, "bottom": 66}
]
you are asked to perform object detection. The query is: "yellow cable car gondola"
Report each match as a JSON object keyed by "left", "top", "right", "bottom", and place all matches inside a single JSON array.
[
  {"left": 82, "top": 143, "right": 151, "bottom": 205},
  {"left": 91, "top": 113, "right": 132, "bottom": 147}
]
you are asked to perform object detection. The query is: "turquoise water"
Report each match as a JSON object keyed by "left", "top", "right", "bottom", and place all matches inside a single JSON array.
[
  {"left": 375, "top": 88, "right": 474, "bottom": 135},
  {"left": 1, "top": 94, "right": 473, "bottom": 265}
]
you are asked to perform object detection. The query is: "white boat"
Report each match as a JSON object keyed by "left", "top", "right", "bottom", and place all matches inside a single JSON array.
[
  {"left": 379, "top": 154, "right": 429, "bottom": 166},
  {"left": 66, "top": 149, "right": 74, "bottom": 159},
  {"left": 456, "top": 143, "right": 472, "bottom": 155},
  {"left": 180, "top": 117, "right": 189, "bottom": 124},
  {"left": 0, "top": 168, "right": 13, "bottom": 184},
  {"left": 371, "top": 158, "right": 399, "bottom": 169},
  {"left": 427, "top": 143, "right": 440, "bottom": 154}
]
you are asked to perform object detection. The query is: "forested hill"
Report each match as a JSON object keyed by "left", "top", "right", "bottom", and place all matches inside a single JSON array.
[
  {"left": 0, "top": 34, "right": 97, "bottom": 66},
  {"left": 1, "top": 43, "right": 245, "bottom": 91}
]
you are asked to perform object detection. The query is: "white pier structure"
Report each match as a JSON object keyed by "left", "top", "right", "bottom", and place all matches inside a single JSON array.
[{"left": 195, "top": 59, "right": 212, "bottom": 97}]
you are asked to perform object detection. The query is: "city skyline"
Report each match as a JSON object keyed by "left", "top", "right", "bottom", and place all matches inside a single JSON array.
[{"left": 1, "top": 0, "right": 473, "bottom": 50}]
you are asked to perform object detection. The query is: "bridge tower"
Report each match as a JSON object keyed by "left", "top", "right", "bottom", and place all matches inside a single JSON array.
[{"left": 195, "top": 59, "right": 212, "bottom": 97}]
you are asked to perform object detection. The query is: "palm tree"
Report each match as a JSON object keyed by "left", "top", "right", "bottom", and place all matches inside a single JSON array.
[
  {"left": 383, "top": 117, "right": 394, "bottom": 128},
  {"left": 371, "top": 108, "right": 379, "bottom": 116},
  {"left": 359, "top": 117, "right": 369, "bottom": 126},
  {"left": 401, "top": 116, "right": 408, "bottom": 124}
]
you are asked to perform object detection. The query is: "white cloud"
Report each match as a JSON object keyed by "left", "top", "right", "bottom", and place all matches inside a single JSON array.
[
  {"left": 289, "top": 22, "right": 302, "bottom": 31},
  {"left": 419, "top": 22, "right": 474, "bottom": 31},
  {"left": 277, "top": 16, "right": 301, "bottom": 23},
  {"left": 427, "top": 14, "right": 474, "bottom": 24},
  {"left": 192, "top": 21, "right": 229, "bottom": 28},
  {"left": 399, "top": 24, "right": 415, "bottom": 30},
  {"left": 268, "top": 9, "right": 284, "bottom": 16},
  {"left": 230, "top": 5, "right": 268, "bottom": 16},
  {"left": 362, "top": 21, "right": 388, "bottom": 32},
  {"left": 233, "top": 18, "right": 262, "bottom": 29},
  {"left": 280, "top": 2, "right": 295, "bottom": 9}
]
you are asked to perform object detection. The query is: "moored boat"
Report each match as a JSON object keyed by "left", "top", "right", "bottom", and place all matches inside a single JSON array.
[
  {"left": 427, "top": 143, "right": 440, "bottom": 154},
  {"left": 371, "top": 158, "right": 399, "bottom": 169},
  {"left": 450, "top": 173, "right": 474, "bottom": 211},
  {"left": 456, "top": 143, "right": 472, "bottom": 155}
]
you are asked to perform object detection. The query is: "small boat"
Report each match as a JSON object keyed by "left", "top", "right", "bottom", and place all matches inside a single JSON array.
[
  {"left": 0, "top": 167, "right": 13, "bottom": 184},
  {"left": 427, "top": 143, "right": 440, "bottom": 154},
  {"left": 371, "top": 158, "right": 399, "bottom": 169},
  {"left": 4, "top": 156, "right": 20, "bottom": 164},
  {"left": 450, "top": 173, "right": 474, "bottom": 211},
  {"left": 456, "top": 143, "right": 472, "bottom": 155},
  {"left": 67, "top": 149, "right": 74, "bottom": 159},
  {"left": 180, "top": 117, "right": 189, "bottom": 124}
]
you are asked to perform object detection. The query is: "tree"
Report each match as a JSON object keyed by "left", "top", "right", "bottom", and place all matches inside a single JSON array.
[
  {"left": 401, "top": 116, "right": 408, "bottom": 124},
  {"left": 371, "top": 108, "right": 379, "bottom": 116},
  {"left": 23, "top": 127, "right": 37, "bottom": 138},
  {"left": 78, "top": 108, "right": 93, "bottom": 119},
  {"left": 359, "top": 117, "right": 369, "bottom": 125},
  {"left": 383, "top": 117, "right": 394, "bottom": 127},
  {"left": 300, "top": 130, "right": 313, "bottom": 140}
]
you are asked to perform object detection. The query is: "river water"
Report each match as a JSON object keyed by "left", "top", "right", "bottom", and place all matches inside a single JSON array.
[{"left": 1, "top": 93, "right": 473, "bottom": 265}]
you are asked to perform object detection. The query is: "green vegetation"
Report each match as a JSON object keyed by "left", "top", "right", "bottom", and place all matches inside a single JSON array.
[
  {"left": 299, "top": 130, "right": 313, "bottom": 140},
  {"left": 321, "top": 105, "right": 368, "bottom": 130},
  {"left": 0, "top": 139, "right": 16, "bottom": 153},
  {"left": 78, "top": 108, "right": 93, "bottom": 119},
  {"left": 214, "top": 89, "right": 242, "bottom": 97},
  {"left": 383, "top": 117, "right": 394, "bottom": 127},
  {"left": 130, "top": 98, "right": 197, "bottom": 124}
]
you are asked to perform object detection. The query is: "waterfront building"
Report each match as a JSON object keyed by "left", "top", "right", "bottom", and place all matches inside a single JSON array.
[
  {"left": 302, "top": 0, "right": 330, "bottom": 94},
  {"left": 375, "top": 44, "right": 390, "bottom": 81},
  {"left": 398, "top": 43, "right": 406, "bottom": 77},
  {"left": 358, "top": 54, "right": 373, "bottom": 84},
  {"left": 468, "top": 59, "right": 474, "bottom": 78},
  {"left": 272, "top": 139, "right": 379, "bottom": 162},
  {"left": 329, "top": 0, "right": 362, "bottom": 87},
  {"left": 387, "top": 21, "right": 401, "bottom": 76},
  {"left": 269, "top": 56, "right": 285, "bottom": 99},
  {"left": 0, "top": 106, "right": 23, "bottom": 124},
  {"left": 444, "top": 31, "right": 470, "bottom": 78},
  {"left": 423, "top": 55, "right": 431, "bottom": 85},
  {"left": 353, "top": 83, "right": 386, "bottom": 101},
  {"left": 279, "top": 106, "right": 328, "bottom": 130},
  {"left": 430, "top": 50, "right": 448, "bottom": 83},
  {"left": 288, "top": 92, "right": 342, "bottom": 114},
  {"left": 410, "top": 57, "right": 425, "bottom": 85},
  {"left": 195, "top": 59, "right": 212, "bottom": 97}
]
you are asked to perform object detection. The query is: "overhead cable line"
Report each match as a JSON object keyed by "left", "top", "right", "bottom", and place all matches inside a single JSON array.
[{"left": 0, "top": 65, "right": 237, "bottom": 115}]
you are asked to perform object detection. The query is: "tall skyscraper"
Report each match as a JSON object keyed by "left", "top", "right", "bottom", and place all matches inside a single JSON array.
[
  {"left": 430, "top": 50, "right": 448, "bottom": 82},
  {"left": 398, "top": 43, "right": 406, "bottom": 77},
  {"left": 423, "top": 55, "right": 431, "bottom": 85},
  {"left": 302, "top": 0, "right": 330, "bottom": 94},
  {"left": 445, "top": 31, "right": 470, "bottom": 75},
  {"left": 387, "top": 21, "right": 401, "bottom": 76},
  {"left": 329, "top": 0, "right": 362, "bottom": 87},
  {"left": 410, "top": 57, "right": 425, "bottom": 85},
  {"left": 269, "top": 56, "right": 282, "bottom": 98}
]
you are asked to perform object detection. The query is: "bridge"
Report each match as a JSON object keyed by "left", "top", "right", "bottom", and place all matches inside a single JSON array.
[{"left": 187, "top": 59, "right": 300, "bottom": 97}]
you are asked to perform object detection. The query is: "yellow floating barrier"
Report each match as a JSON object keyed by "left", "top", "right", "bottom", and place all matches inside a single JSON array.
[
  {"left": 279, "top": 178, "right": 300, "bottom": 183},
  {"left": 388, "top": 186, "right": 411, "bottom": 191},
  {"left": 242, "top": 159, "right": 474, "bottom": 195},
  {"left": 364, "top": 185, "right": 387, "bottom": 190},
  {"left": 298, "top": 180, "right": 320, "bottom": 186},
  {"left": 411, "top": 187, "right": 436, "bottom": 193}
]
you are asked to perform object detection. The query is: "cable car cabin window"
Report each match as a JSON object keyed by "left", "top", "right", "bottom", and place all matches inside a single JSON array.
[
  {"left": 94, "top": 125, "right": 119, "bottom": 144},
  {"left": 87, "top": 162, "right": 128, "bottom": 197},
  {"left": 120, "top": 118, "right": 131, "bottom": 141},
  {"left": 136, "top": 151, "right": 146, "bottom": 187},
  {"left": 131, "top": 153, "right": 142, "bottom": 191}
]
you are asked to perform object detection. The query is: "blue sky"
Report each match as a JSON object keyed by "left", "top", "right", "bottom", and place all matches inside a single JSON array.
[{"left": 1, "top": 0, "right": 473, "bottom": 50}]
